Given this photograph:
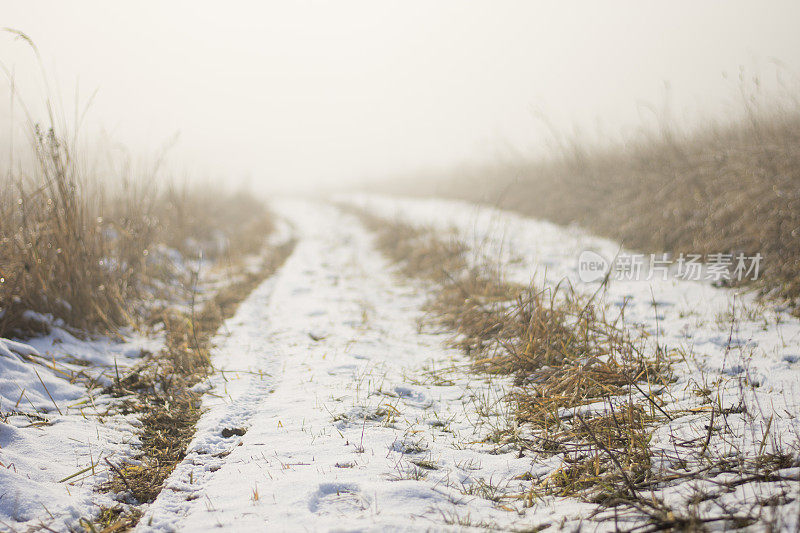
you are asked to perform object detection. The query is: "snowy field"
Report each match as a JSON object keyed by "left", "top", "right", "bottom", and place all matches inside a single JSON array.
[{"left": 2, "top": 197, "right": 800, "bottom": 531}]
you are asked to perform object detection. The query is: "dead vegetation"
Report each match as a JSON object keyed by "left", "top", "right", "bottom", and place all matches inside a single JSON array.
[
  {"left": 0, "top": 30, "right": 278, "bottom": 340},
  {"left": 0, "top": 114, "right": 286, "bottom": 524},
  {"left": 0, "top": 127, "right": 274, "bottom": 339},
  {"left": 0, "top": 35, "right": 293, "bottom": 531},
  {"left": 350, "top": 206, "right": 800, "bottom": 531},
  {"left": 377, "top": 100, "right": 800, "bottom": 311},
  {"left": 98, "top": 238, "right": 295, "bottom": 530},
  {"left": 0, "top": 118, "right": 292, "bottom": 529}
]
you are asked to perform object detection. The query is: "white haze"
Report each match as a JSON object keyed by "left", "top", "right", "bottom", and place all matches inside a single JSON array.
[{"left": 2, "top": 1, "right": 800, "bottom": 193}]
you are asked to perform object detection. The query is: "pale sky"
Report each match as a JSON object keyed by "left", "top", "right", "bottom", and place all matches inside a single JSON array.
[{"left": 2, "top": 1, "right": 800, "bottom": 193}]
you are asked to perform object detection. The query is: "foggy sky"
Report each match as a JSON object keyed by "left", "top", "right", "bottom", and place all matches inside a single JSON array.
[{"left": 2, "top": 1, "right": 800, "bottom": 193}]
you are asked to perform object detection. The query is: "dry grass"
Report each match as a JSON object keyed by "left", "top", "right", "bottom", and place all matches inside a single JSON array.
[
  {"left": 378, "top": 104, "right": 800, "bottom": 310},
  {"left": 350, "top": 207, "right": 668, "bottom": 493},
  {"left": 0, "top": 38, "right": 290, "bottom": 530},
  {"left": 351, "top": 206, "right": 800, "bottom": 530},
  {"left": 0, "top": 120, "right": 286, "bottom": 531},
  {"left": 0, "top": 138, "right": 273, "bottom": 339},
  {"left": 0, "top": 31, "right": 277, "bottom": 339},
  {"left": 99, "top": 238, "right": 295, "bottom": 529},
  {"left": 0, "top": 111, "right": 275, "bottom": 340},
  {"left": 1, "top": 126, "right": 137, "bottom": 336},
  {"left": 0, "top": 130, "right": 281, "bottom": 525}
]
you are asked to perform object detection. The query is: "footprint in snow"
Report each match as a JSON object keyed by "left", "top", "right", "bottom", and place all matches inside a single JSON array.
[
  {"left": 393, "top": 385, "right": 430, "bottom": 406},
  {"left": 308, "top": 330, "right": 327, "bottom": 341},
  {"left": 307, "top": 482, "right": 369, "bottom": 514}
]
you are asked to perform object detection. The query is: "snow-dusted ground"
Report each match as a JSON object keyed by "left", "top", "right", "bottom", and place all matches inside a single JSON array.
[
  {"left": 346, "top": 195, "right": 800, "bottom": 528},
  {"left": 0, "top": 324, "right": 162, "bottom": 531},
  {"left": 140, "top": 201, "right": 593, "bottom": 531},
  {"left": 5, "top": 195, "right": 800, "bottom": 531},
  {"left": 0, "top": 250, "right": 214, "bottom": 531},
  {"left": 346, "top": 195, "right": 800, "bottom": 424}
]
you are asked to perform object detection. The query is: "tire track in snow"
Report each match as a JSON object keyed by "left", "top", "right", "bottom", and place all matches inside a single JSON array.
[
  {"left": 136, "top": 238, "right": 292, "bottom": 529},
  {"left": 138, "top": 201, "right": 566, "bottom": 532}
]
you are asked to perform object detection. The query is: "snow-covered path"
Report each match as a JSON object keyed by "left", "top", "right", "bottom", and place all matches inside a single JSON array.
[
  {"left": 135, "top": 196, "right": 800, "bottom": 532},
  {"left": 4, "top": 193, "right": 799, "bottom": 531},
  {"left": 139, "top": 202, "right": 561, "bottom": 532}
]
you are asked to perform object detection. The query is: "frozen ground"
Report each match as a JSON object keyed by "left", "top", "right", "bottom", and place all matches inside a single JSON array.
[
  {"left": 0, "top": 323, "right": 162, "bottom": 531},
  {"left": 0, "top": 250, "right": 211, "bottom": 531},
  {"left": 140, "top": 201, "right": 592, "bottom": 531},
  {"left": 4, "top": 196, "right": 800, "bottom": 531},
  {"left": 346, "top": 195, "right": 800, "bottom": 529}
]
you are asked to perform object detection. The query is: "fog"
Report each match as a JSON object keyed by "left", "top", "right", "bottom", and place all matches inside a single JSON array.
[{"left": 2, "top": 1, "right": 800, "bottom": 193}]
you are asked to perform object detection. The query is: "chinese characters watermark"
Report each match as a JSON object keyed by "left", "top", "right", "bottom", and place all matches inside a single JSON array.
[{"left": 578, "top": 250, "right": 762, "bottom": 284}]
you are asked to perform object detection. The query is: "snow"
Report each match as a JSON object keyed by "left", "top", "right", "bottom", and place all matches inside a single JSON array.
[
  {"left": 137, "top": 196, "right": 800, "bottom": 530},
  {"left": 0, "top": 220, "right": 285, "bottom": 531},
  {"left": 140, "top": 201, "right": 583, "bottom": 531},
  {"left": 0, "top": 325, "right": 161, "bottom": 531},
  {"left": 5, "top": 194, "right": 800, "bottom": 530},
  {"left": 344, "top": 195, "right": 800, "bottom": 411},
  {"left": 344, "top": 194, "right": 800, "bottom": 528}
]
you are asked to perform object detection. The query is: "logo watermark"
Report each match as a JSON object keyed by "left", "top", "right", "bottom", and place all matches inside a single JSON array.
[
  {"left": 577, "top": 250, "right": 610, "bottom": 283},
  {"left": 578, "top": 251, "right": 762, "bottom": 284}
]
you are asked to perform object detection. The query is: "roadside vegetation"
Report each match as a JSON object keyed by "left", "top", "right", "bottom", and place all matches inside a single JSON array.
[
  {"left": 0, "top": 36, "right": 290, "bottom": 531},
  {"left": 0, "top": 124, "right": 275, "bottom": 339},
  {"left": 349, "top": 206, "right": 800, "bottom": 530},
  {"left": 377, "top": 92, "right": 800, "bottom": 312},
  {"left": 0, "top": 118, "right": 286, "bottom": 530},
  {"left": 98, "top": 237, "right": 295, "bottom": 530}
]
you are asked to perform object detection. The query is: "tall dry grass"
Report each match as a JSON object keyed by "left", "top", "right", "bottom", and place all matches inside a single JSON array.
[
  {"left": 0, "top": 38, "right": 273, "bottom": 338},
  {"left": 1, "top": 126, "right": 132, "bottom": 335},
  {"left": 380, "top": 99, "right": 800, "bottom": 309},
  {"left": 0, "top": 126, "right": 273, "bottom": 338}
]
